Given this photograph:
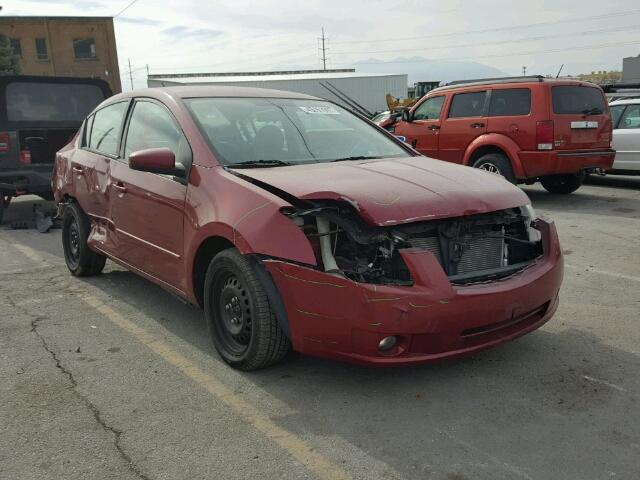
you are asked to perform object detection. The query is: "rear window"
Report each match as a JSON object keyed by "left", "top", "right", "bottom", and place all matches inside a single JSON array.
[
  {"left": 551, "top": 86, "right": 605, "bottom": 115},
  {"left": 448, "top": 91, "right": 486, "bottom": 118},
  {"left": 6, "top": 81, "right": 105, "bottom": 122},
  {"left": 489, "top": 88, "right": 531, "bottom": 116}
]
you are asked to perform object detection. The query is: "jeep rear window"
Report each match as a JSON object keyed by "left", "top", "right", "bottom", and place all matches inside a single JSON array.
[
  {"left": 551, "top": 86, "right": 605, "bottom": 115},
  {"left": 6, "top": 81, "right": 105, "bottom": 122},
  {"left": 489, "top": 88, "right": 531, "bottom": 116}
]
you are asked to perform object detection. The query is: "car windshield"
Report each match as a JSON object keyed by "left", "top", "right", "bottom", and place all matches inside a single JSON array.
[{"left": 184, "top": 97, "right": 410, "bottom": 166}]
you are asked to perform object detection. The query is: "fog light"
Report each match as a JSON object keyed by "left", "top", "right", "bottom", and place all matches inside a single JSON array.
[{"left": 378, "top": 336, "right": 397, "bottom": 351}]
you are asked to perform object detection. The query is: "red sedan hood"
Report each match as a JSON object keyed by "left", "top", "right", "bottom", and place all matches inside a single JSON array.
[{"left": 232, "top": 157, "right": 530, "bottom": 225}]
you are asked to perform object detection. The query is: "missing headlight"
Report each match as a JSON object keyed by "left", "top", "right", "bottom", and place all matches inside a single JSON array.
[{"left": 282, "top": 201, "right": 413, "bottom": 285}]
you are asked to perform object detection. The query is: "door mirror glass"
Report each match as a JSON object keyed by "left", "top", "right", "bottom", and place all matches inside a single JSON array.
[
  {"left": 129, "top": 147, "right": 177, "bottom": 174},
  {"left": 402, "top": 109, "right": 412, "bottom": 122}
]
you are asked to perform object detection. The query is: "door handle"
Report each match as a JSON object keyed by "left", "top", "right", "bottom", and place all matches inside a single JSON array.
[
  {"left": 428, "top": 125, "right": 440, "bottom": 131},
  {"left": 72, "top": 165, "right": 84, "bottom": 174},
  {"left": 470, "top": 122, "right": 485, "bottom": 128},
  {"left": 113, "top": 182, "right": 127, "bottom": 194}
]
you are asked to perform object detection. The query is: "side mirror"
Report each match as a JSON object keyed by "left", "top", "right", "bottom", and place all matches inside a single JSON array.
[
  {"left": 402, "top": 109, "right": 413, "bottom": 123},
  {"left": 128, "top": 147, "right": 177, "bottom": 175}
]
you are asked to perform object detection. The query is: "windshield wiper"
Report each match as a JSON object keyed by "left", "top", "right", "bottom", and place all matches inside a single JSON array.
[
  {"left": 332, "top": 156, "right": 382, "bottom": 162},
  {"left": 581, "top": 108, "right": 603, "bottom": 116},
  {"left": 227, "top": 159, "right": 292, "bottom": 168}
]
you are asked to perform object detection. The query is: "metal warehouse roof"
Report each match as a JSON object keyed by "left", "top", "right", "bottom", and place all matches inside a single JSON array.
[{"left": 149, "top": 71, "right": 404, "bottom": 84}]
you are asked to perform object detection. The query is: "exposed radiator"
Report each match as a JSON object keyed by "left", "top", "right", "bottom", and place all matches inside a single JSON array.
[{"left": 407, "top": 233, "right": 506, "bottom": 276}]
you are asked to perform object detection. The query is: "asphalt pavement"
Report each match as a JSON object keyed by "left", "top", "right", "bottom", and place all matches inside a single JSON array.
[{"left": 1, "top": 175, "right": 639, "bottom": 480}]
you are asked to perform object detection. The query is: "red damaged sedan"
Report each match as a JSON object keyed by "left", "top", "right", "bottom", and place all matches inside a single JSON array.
[{"left": 53, "top": 87, "right": 563, "bottom": 370}]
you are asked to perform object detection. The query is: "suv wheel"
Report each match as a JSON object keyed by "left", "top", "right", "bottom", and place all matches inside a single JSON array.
[
  {"left": 204, "top": 249, "right": 290, "bottom": 370},
  {"left": 471, "top": 153, "right": 516, "bottom": 184},
  {"left": 540, "top": 173, "right": 585, "bottom": 194},
  {"left": 62, "top": 203, "right": 106, "bottom": 276}
]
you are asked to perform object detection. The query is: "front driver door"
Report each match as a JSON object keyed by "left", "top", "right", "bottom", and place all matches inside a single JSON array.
[
  {"left": 395, "top": 95, "right": 445, "bottom": 158},
  {"left": 109, "top": 99, "right": 192, "bottom": 292}
]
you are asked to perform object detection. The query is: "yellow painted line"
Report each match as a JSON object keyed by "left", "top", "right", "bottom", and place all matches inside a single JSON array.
[
  {"left": 81, "top": 295, "right": 351, "bottom": 480},
  {"left": 11, "top": 243, "right": 49, "bottom": 264}
]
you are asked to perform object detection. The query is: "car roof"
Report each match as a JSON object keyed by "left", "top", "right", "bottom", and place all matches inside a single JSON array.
[
  {"left": 108, "top": 85, "right": 322, "bottom": 102},
  {"left": 609, "top": 98, "right": 640, "bottom": 106}
]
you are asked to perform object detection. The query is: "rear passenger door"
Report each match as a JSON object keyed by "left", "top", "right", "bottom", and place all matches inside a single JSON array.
[
  {"left": 485, "top": 88, "right": 534, "bottom": 151},
  {"left": 438, "top": 90, "right": 488, "bottom": 163},
  {"left": 109, "top": 99, "right": 192, "bottom": 291}
]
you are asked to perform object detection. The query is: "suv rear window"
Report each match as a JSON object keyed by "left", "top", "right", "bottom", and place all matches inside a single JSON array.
[
  {"left": 6, "top": 81, "right": 105, "bottom": 122},
  {"left": 448, "top": 91, "right": 486, "bottom": 118},
  {"left": 552, "top": 86, "right": 605, "bottom": 115},
  {"left": 489, "top": 88, "right": 531, "bottom": 116}
]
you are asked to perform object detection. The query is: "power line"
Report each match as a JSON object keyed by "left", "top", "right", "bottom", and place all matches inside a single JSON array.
[
  {"left": 344, "top": 40, "right": 640, "bottom": 65},
  {"left": 331, "top": 24, "right": 640, "bottom": 56},
  {"left": 114, "top": 0, "right": 140, "bottom": 17},
  {"left": 330, "top": 9, "right": 640, "bottom": 44}
]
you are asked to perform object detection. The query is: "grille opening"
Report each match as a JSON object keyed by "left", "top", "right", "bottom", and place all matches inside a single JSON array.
[{"left": 392, "top": 209, "right": 542, "bottom": 284}]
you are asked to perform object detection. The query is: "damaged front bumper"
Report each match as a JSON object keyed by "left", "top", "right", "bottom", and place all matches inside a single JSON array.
[{"left": 264, "top": 219, "right": 563, "bottom": 366}]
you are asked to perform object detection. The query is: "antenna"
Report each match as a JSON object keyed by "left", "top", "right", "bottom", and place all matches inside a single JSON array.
[
  {"left": 556, "top": 63, "right": 564, "bottom": 78},
  {"left": 522, "top": 66, "right": 527, "bottom": 76}
]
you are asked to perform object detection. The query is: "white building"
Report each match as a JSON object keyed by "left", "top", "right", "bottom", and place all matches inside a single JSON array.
[{"left": 147, "top": 69, "right": 407, "bottom": 115}]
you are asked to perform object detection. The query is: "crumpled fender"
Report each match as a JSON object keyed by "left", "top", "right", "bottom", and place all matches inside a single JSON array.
[
  {"left": 462, "top": 133, "right": 525, "bottom": 179},
  {"left": 183, "top": 165, "right": 317, "bottom": 273}
]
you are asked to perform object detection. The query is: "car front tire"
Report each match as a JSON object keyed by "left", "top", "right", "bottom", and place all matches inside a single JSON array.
[
  {"left": 204, "top": 249, "right": 290, "bottom": 370},
  {"left": 62, "top": 202, "right": 106, "bottom": 276},
  {"left": 540, "top": 173, "right": 585, "bottom": 194}
]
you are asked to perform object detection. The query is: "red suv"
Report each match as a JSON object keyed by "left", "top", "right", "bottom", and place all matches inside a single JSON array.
[
  {"left": 392, "top": 77, "right": 615, "bottom": 194},
  {"left": 53, "top": 87, "right": 563, "bottom": 370}
]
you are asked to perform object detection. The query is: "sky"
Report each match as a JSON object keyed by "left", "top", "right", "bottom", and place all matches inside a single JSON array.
[{"left": 4, "top": 0, "right": 640, "bottom": 89}]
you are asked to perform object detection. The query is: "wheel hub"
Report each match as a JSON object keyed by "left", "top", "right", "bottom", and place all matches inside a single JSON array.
[
  {"left": 69, "top": 221, "right": 80, "bottom": 257},
  {"left": 219, "top": 276, "right": 251, "bottom": 344},
  {"left": 479, "top": 163, "right": 501, "bottom": 175}
]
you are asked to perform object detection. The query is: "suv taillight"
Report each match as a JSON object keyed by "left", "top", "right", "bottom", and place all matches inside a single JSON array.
[
  {"left": 0, "top": 132, "right": 9, "bottom": 154},
  {"left": 536, "top": 121, "right": 554, "bottom": 150}
]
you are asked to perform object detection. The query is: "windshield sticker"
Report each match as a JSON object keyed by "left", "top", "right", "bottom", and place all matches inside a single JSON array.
[{"left": 299, "top": 106, "right": 340, "bottom": 115}]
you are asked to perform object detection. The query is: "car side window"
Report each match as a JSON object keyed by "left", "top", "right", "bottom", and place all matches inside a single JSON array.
[
  {"left": 413, "top": 96, "right": 445, "bottom": 121},
  {"left": 448, "top": 91, "right": 487, "bottom": 118},
  {"left": 124, "top": 100, "right": 192, "bottom": 170},
  {"left": 610, "top": 105, "right": 626, "bottom": 129},
  {"left": 618, "top": 104, "right": 640, "bottom": 130},
  {"left": 488, "top": 88, "right": 531, "bottom": 116},
  {"left": 88, "top": 101, "right": 128, "bottom": 156}
]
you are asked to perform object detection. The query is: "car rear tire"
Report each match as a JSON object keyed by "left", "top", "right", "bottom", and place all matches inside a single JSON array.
[
  {"left": 204, "top": 249, "right": 290, "bottom": 370},
  {"left": 540, "top": 173, "right": 585, "bottom": 194},
  {"left": 62, "top": 202, "right": 106, "bottom": 276},
  {"left": 471, "top": 153, "right": 516, "bottom": 184}
]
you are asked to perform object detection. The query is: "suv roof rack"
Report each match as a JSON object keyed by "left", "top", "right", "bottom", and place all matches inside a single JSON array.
[
  {"left": 430, "top": 75, "right": 546, "bottom": 93},
  {"left": 446, "top": 75, "right": 545, "bottom": 86}
]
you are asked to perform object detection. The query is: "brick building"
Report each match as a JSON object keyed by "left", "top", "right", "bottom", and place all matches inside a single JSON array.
[{"left": 0, "top": 16, "right": 121, "bottom": 93}]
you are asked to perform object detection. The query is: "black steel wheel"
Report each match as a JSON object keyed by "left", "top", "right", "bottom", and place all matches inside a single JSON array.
[
  {"left": 204, "top": 249, "right": 290, "bottom": 370},
  {"left": 62, "top": 202, "right": 106, "bottom": 276},
  {"left": 471, "top": 153, "right": 516, "bottom": 184}
]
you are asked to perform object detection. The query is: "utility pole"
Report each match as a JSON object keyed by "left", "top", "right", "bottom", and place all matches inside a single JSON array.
[
  {"left": 320, "top": 27, "right": 327, "bottom": 71},
  {"left": 128, "top": 58, "right": 134, "bottom": 90},
  {"left": 522, "top": 66, "right": 527, "bottom": 76}
]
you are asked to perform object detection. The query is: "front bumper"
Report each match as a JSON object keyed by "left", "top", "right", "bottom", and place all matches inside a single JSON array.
[
  {"left": 518, "top": 149, "right": 615, "bottom": 178},
  {"left": 265, "top": 219, "right": 563, "bottom": 366}
]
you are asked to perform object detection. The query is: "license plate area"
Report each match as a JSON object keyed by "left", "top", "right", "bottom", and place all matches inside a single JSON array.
[{"left": 571, "top": 121, "right": 598, "bottom": 129}]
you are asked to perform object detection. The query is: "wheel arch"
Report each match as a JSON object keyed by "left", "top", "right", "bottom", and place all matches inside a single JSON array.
[{"left": 463, "top": 134, "right": 525, "bottom": 178}]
